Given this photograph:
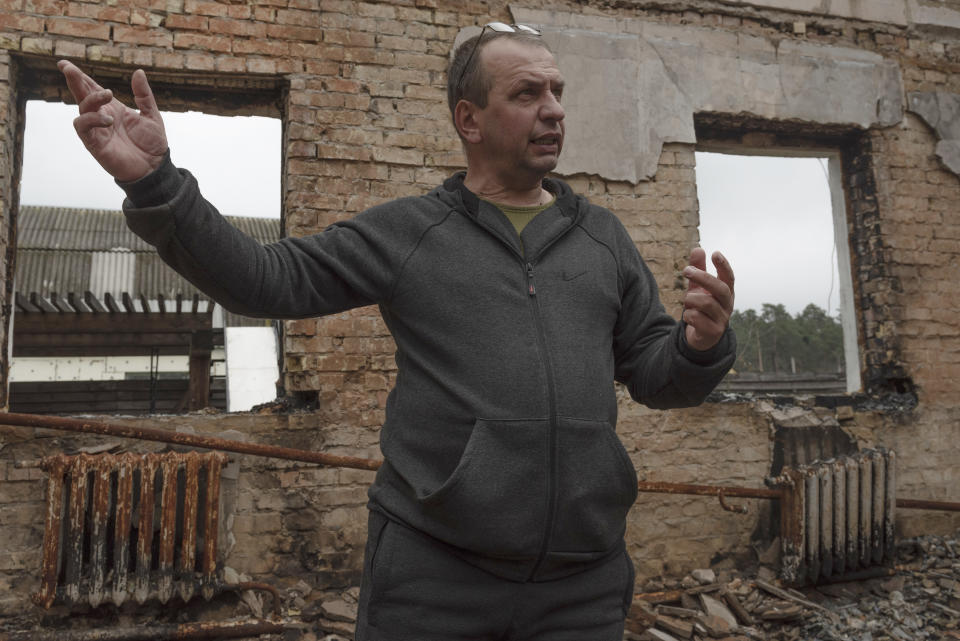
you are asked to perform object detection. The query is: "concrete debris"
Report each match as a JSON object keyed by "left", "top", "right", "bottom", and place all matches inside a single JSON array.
[
  {"left": 212, "top": 532, "right": 960, "bottom": 641},
  {"left": 627, "top": 531, "right": 960, "bottom": 641},
  {"left": 692, "top": 569, "right": 717, "bottom": 585}
]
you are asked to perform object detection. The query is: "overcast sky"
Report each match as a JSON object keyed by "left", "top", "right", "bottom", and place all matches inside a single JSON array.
[
  {"left": 695, "top": 152, "right": 839, "bottom": 317},
  {"left": 21, "top": 100, "right": 281, "bottom": 218},
  {"left": 20, "top": 100, "right": 838, "bottom": 317}
]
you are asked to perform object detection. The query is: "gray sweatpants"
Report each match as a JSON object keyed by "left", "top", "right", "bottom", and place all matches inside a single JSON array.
[{"left": 355, "top": 510, "right": 635, "bottom": 641}]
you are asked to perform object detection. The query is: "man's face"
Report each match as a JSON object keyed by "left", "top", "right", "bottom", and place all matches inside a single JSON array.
[{"left": 472, "top": 38, "right": 566, "bottom": 183}]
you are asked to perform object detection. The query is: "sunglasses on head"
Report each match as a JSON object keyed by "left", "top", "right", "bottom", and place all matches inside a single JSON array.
[{"left": 455, "top": 23, "right": 543, "bottom": 96}]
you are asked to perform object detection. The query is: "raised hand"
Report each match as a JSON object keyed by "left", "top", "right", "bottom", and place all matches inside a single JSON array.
[
  {"left": 58, "top": 60, "right": 168, "bottom": 183},
  {"left": 682, "top": 247, "right": 735, "bottom": 352}
]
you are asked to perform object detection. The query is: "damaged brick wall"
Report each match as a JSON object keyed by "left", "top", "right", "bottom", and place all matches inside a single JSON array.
[
  {"left": 0, "top": 0, "right": 959, "bottom": 632},
  {"left": 0, "top": 50, "right": 20, "bottom": 412}
]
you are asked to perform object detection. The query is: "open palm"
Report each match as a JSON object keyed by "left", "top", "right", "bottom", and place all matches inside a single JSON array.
[{"left": 58, "top": 60, "right": 167, "bottom": 183}]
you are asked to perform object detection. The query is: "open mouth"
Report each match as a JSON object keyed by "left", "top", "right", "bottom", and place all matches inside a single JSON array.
[{"left": 532, "top": 134, "right": 560, "bottom": 147}]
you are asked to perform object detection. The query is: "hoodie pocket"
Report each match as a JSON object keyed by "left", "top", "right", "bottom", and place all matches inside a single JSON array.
[
  {"left": 551, "top": 417, "right": 638, "bottom": 554},
  {"left": 419, "top": 418, "right": 550, "bottom": 558}
]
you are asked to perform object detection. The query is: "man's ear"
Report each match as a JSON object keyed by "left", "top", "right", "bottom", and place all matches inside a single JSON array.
[{"left": 454, "top": 99, "right": 482, "bottom": 144}]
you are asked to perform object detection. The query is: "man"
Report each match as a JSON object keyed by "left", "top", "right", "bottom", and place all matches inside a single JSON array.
[{"left": 59, "top": 23, "right": 735, "bottom": 641}]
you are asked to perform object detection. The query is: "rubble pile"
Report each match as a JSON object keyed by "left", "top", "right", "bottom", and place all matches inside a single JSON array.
[
  {"left": 627, "top": 533, "right": 960, "bottom": 641},
  {"left": 266, "top": 532, "right": 960, "bottom": 641}
]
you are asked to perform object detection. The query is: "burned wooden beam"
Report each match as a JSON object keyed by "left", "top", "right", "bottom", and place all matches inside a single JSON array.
[
  {"left": 67, "top": 292, "right": 92, "bottom": 313},
  {"left": 104, "top": 292, "right": 122, "bottom": 313},
  {"left": 84, "top": 290, "right": 109, "bottom": 313},
  {"left": 30, "top": 292, "right": 58, "bottom": 313}
]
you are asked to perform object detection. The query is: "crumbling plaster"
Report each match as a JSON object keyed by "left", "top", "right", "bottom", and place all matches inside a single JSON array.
[
  {"left": 908, "top": 90, "right": 960, "bottom": 175},
  {"left": 512, "top": 7, "right": 904, "bottom": 183},
  {"left": 714, "top": 0, "right": 960, "bottom": 30}
]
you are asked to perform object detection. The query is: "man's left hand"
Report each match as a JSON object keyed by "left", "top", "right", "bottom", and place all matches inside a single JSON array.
[{"left": 682, "top": 248, "right": 735, "bottom": 352}]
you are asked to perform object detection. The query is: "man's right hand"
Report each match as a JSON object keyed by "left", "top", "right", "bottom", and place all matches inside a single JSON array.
[{"left": 58, "top": 60, "right": 168, "bottom": 183}]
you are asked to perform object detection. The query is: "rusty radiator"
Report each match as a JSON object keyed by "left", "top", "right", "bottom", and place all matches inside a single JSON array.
[
  {"left": 772, "top": 448, "right": 896, "bottom": 585},
  {"left": 34, "top": 451, "right": 230, "bottom": 609}
]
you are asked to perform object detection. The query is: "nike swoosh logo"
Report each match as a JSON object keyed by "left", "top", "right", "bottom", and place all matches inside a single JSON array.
[{"left": 563, "top": 269, "right": 588, "bottom": 281}]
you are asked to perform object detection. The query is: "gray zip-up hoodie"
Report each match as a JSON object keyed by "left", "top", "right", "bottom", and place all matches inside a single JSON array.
[{"left": 121, "top": 155, "right": 735, "bottom": 582}]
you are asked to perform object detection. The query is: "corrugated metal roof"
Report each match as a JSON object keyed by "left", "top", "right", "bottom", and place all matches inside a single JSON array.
[
  {"left": 17, "top": 205, "right": 281, "bottom": 250},
  {"left": 14, "top": 206, "right": 282, "bottom": 327},
  {"left": 15, "top": 250, "right": 93, "bottom": 296}
]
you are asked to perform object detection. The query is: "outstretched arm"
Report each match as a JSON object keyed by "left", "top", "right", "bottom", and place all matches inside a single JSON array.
[
  {"left": 58, "top": 60, "right": 167, "bottom": 183},
  {"left": 682, "top": 247, "right": 735, "bottom": 351}
]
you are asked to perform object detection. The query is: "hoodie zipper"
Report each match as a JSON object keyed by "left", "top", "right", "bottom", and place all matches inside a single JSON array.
[
  {"left": 461, "top": 192, "right": 575, "bottom": 580},
  {"left": 525, "top": 261, "right": 560, "bottom": 581}
]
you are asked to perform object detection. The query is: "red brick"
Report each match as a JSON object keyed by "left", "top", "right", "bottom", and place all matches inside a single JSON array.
[
  {"left": 377, "top": 34, "right": 427, "bottom": 52},
  {"left": 324, "top": 29, "right": 376, "bottom": 47},
  {"left": 208, "top": 17, "right": 267, "bottom": 38},
  {"left": 315, "top": 144, "right": 372, "bottom": 162},
  {"left": 252, "top": 6, "right": 274, "bottom": 21},
  {"left": 275, "top": 8, "right": 320, "bottom": 27},
  {"left": 232, "top": 38, "right": 289, "bottom": 56},
  {"left": 164, "top": 13, "right": 209, "bottom": 31},
  {"left": 183, "top": 0, "right": 229, "bottom": 16},
  {"left": 287, "top": 140, "right": 317, "bottom": 158},
  {"left": 356, "top": 2, "right": 395, "bottom": 18},
  {"left": 395, "top": 51, "right": 447, "bottom": 71},
  {"left": 0, "top": 12, "right": 42, "bottom": 32},
  {"left": 99, "top": 5, "right": 131, "bottom": 22},
  {"left": 323, "top": 78, "right": 362, "bottom": 93},
  {"left": 46, "top": 17, "right": 111, "bottom": 39},
  {"left": 24, "top": 0, "right": 62, "bottom": 15},
  {"left": 304, "top": 59, "right": 340, "bottom": 75},
  {"left": 372, "top": 146, "right": 424, "bottom": 166},
  {"left": 277, "top": 59, "right": 305, "bottom": 74},
  {"left": 174, "top": 31, "right": 231, "bottom": 53},
  {"left": 396, "top": 6, "right": 432, "bottom": 22},
  {"left": 342, "top": 47, "right": 394, "bottom": 65},
  {"left": 113, "top": 25, "right": 173, "bottom": 47},
  {"left": 289, "top": 41, "right": 333, "bottom": 59},
  {"left": 319, "top": 0, "right": 351, "bottom": 12},
  {"left": 404, "top": 22, "right": 439, "bottom": 39},
  {"left": 265, "top": 23, "right": 323, "bottom": 41},
  {"left": 317, "top": 109, "right": 368, "bottom": 126}
]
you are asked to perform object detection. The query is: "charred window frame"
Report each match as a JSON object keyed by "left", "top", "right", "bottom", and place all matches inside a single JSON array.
[{"left": 695, "top": 114, "right": 908, "bottom": 400}]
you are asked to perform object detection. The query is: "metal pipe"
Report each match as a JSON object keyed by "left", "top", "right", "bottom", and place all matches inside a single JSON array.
[
  {"left": 640, "top": 480, "right": 960, "bottom": 513},
  {"left": 0, "top": 620, "right": 286, "bottom": 641},
  {"left": 897, "top": 498, "right": 960, "bottom": 512},
  {"left": 6, "top": 412, "right": 960, "bottom": 512},
  {"left": 0, "top": 411, "right": 381, "bottom": 472},
  {"left": 638, "top": 480, "right": 782, "bottom": 499}
]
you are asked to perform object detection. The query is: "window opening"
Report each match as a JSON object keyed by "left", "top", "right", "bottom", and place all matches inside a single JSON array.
[
  {"left": 695, "top": 151, "right": 860, "bottom": 394},
  {"left": 11, "top": 99, "right": 282, "bottom": 414}
]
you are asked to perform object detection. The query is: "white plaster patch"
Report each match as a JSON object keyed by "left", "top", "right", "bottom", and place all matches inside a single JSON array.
[
  {"left": 510, "top": 6, "right": 904, "bottom": 184},
  {"left": 908, "top": 91, "right": 960, "bottom": 175}
]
